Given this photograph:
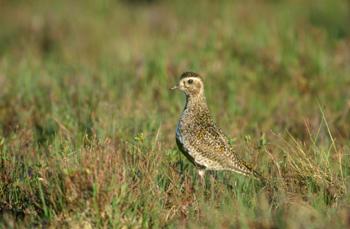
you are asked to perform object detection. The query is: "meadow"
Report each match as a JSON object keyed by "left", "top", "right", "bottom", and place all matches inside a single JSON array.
[{"left": 0, "top": 0, "right": 350, "bottom": 228}]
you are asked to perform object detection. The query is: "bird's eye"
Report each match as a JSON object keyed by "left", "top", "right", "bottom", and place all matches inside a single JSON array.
[{"left": 188, "top": 79, "right": 193, "bottom": 84}]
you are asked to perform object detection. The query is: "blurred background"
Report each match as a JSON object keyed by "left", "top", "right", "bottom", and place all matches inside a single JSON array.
[{"left": 0, "top": 0, "right": 350, "bottom": 227}]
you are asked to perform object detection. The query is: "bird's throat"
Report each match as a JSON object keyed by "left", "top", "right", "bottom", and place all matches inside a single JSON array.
[{"left": 184, "top": 94, "right": 208, "bottom": 113}]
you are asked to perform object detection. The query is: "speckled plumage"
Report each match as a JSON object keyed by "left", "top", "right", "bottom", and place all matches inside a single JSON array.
[{"left": 173, "top": 72, "right": 263, "bottom": 180}]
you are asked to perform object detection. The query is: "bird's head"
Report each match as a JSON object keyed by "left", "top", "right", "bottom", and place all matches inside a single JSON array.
[{"left": 171, "top": 72, "right": 204, "bottom": 97}]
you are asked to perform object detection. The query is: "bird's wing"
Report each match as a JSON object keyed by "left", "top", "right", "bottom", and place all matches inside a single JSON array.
[{"left": 189, "top": 122, "right": 255, "bottom": 176}]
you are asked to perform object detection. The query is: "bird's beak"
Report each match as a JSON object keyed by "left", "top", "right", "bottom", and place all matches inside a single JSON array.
[{"left": 170, "top": 85, "right": 178, "bottom": 90}]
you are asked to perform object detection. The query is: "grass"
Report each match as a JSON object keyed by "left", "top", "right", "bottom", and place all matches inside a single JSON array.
[{"left": 0, "top": 0, "right": 350, "bottom": 228}]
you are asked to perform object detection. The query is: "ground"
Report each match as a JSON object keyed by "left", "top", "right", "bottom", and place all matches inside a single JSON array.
[{"left": 0, "top": 0, "right": 350, "bottom": 228}]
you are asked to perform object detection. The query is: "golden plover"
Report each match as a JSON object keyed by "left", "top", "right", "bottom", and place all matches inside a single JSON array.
[{"left": 172, "top": 72, "right": 263, "bottom": 182}]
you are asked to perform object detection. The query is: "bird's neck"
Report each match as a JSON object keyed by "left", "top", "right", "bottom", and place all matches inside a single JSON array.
[{"left": 184, "top": 94, "right": 209, "bottom": 113}]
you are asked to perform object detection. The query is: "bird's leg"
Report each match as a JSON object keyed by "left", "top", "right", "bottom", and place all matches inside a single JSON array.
[
  {"left": 198, "top": 169, "right": 206, "bottom": 187},
  {"left": 210, "top": 172, "right": 216, "bottom": 196}
]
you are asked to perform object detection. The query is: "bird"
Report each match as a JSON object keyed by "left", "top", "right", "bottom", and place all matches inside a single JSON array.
[{"left": 171, "top": 71, "right": 264, "bottom": 183}]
